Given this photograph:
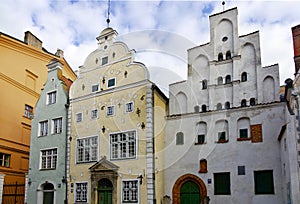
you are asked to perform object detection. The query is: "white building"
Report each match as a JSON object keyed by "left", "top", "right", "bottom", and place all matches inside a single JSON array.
[{"left": 164, "top": 7, "right": 300, "bottom": 204}]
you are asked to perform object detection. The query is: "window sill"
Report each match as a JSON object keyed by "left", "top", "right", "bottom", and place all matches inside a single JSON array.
[
  {"left": 198, "top": 169, "right": 208, "bottom": 173},
  {"left": 216, "top": 140, "right": 229, "bottom": 143},
  {"left": 237, "top": 137, "right": 251, "bottom": 141},
  {"left": 40, "top": 168, "right": 56, "bottom": 171}
]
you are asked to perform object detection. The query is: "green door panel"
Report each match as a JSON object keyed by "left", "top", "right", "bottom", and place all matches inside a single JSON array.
[{"left": 180, "top": 181, "right": 200, "bottom": 204}]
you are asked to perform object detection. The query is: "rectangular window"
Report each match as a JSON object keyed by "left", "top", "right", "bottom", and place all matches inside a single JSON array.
[
  {"left": 122, "top": 180, "right": 138, "bottom": 203},
  {"left": 218, "top": 131, "right": 226, "bottom": 141},
  {"left": 102, "top": 56, "right": 108, "bottom": 65},
  {"left": 47, "top": 91, "right": 57, "bottom": 105},
  {"left": 107, "top": 106, "right": 115, "bottom": 116},
  {"left": 197, "top": 134, "right": 205, "bottom": 144},
  {"left": 238, "top": 166, "right": 246, "bottom": 175},
  {"left": 110, "top": 131, "right": 136, "bottom": 160},
  {"left": 125, "top": 102, "right": 134, "bottom": 113},
  {"left": 76, "top": 182, "right": 88, "bottom": 202},
  {"left": 77, "top": 136, "right": 98, "bottom": 163},
  {"left": 0, "top": 153, "right": 11, "bottom": 167},
  {"left": 40, "top": 148, "right": 57, "bottom": 169},
  {"left": 239, "top": 128, "right": 248, "bottom": 138},
  {"left": 24, "top": 104, "right": 33, "bottom": 119},
  {"left": 76, "top": 113, "right": 83, "bottom": 122},
  {"left": 214, "top": 172, "right": 231, "bottom": 195},
  {"left": 107, "top": 78, "right": 116, "bottom": 88},
  {"left": 52, "top": 118, "right": 62, "bottom": 134},
  {"left": 92, "top": 84, "right": 99, "bottom": 92},
  {"left": 39, "top": 120, "right": 48, "bottom": 136},
  {"left": 254, "top": 170, "right": 274, "bottom": 194},
  {"left": 91, "top": 109, "right": 98, "bottom": 119}
]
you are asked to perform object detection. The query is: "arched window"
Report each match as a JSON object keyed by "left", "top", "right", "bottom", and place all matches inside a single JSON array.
[
  {"left": 241, "top": 72, "right": 247, "bottom": 82},
  {"left": 217, "top": 76, "right": 223, "bottom": 85},
  {"left": 202, "top": 80, "right": 207, "bottom": 89},
  {"left": 201, "top": 105, "right": 207, "bottom": 112},
  {"left": 218, "top": 53, "right": 223, "bottom": 61},
  {"left": 199, "top": 159, "right": 208, "bottom": 173},
  {"left": 196, "top": 122, "right": 207, "bottom": 144},
  {"left": 225, "top": 75, "right": 231, "bottom": 84},
  {"left": 225, "top": 101, "right": 230, "bottom": 109},
  {"left": 194, "top": 105, "right": 200, "bottom": 113},
  {"left": 217, "top": 103, "right": 222, "bottom": 110},
  {"left": 226, "top": 51, "right": 231, "bottom": 60},
  {"left": 237, "top": 117, "right": 250, "bottom": 140},
  {"left": 250, "top": 98, "right": 256, "bottom": 106},
  {"left": 241, "top": 99, "right": 247, "bottom": 107},
  {"left": 176, "top": 132, "right": 184, "bottom": 145}
]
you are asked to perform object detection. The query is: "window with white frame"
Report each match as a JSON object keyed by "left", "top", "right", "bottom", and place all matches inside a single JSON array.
[
  {"left": 91, "top": 109, "right": 98, "bottom": 119},
  {"left": 122, "top": 180, "right": 138, "bottom": 203},
  {"left": 76, "top": 113, "right": 83, "bottom": 122},
  {"left": 92, "top": 84, "right": 99, "bottom": 92},
  {"left": 75, "top": 182, "right": 88, "bottom": 202},
  {"left": 0, "top": 153, "right": 11, "bottom": 167},
  {"left": 125, "top": 102, "right": 134, "bottom": 113},
  {"left": 107, "top": 106, "right": 115, "bottom": 116},
  {"left": 77, "top": 136, "right": 98, "bottom": 163},
  {"left": 52, "top": 117, "right": 62, "bottom": 134},
  {"left": 102, "top": 56, "right": 108, "bottom": 65},
  {"left": 107, "top": 78, "right": 116, "bottom": 88},
  {"left": 24, "top": 104, "right": 33, "bottom": 119},
  {"left": 40, "top": 148, "right": 57, "bottom": 169},
  {"left": 39, "top": 120, "right": 48, "bottom": 136},
  {"left": 110, "top": 131, "right": 136, "bottom": 160},
  {"left": 47, "top": 91, "right": 57, "bottom": 105}
]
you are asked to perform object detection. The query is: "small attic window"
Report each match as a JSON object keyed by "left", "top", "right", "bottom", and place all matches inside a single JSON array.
[
  {"left": 112, "top": 52, "right": 116, "bottom": 58},
  {"left": 222, "top": 36, "right": 228, "bottom": 42},
  {"left": 105, "top": 36, "right": 108, "bottom": 40},
  {"left": 104, "top": 45, "right": 107, "bottom": 50}
]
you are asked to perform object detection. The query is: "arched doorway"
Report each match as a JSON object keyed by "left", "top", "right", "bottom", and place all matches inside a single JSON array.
[
  {"left": 172, "top": 174, "right": 207, "bottom": 204},
  {"left": 42, "top": 183, "right": 54, "bottom": 204},
  {"left": 98, "top": 178, "right": 112, "bottom": 204}
]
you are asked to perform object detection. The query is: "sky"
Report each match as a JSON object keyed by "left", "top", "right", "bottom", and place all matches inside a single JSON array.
[{"left": 1, "top": 0, "right": 300, "bottom": 93}]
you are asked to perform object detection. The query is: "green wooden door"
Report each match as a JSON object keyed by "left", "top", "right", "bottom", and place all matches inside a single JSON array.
[
  {"left": 43, "top": 192, "right": 54, "bottom": 204},
  {"left": 180, "top": 181, "right": 200, "bottom": 204},
  {"left": 98, "top": 178, "right": 113, "bottom": 204}
]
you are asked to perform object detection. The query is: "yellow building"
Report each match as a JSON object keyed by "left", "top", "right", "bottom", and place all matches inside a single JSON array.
[
  {"left": 0, "top": 31, "right": 76, "bottom": 203},
  {"left": 68, "top": 27, "right": 167, "bottom": 204}
]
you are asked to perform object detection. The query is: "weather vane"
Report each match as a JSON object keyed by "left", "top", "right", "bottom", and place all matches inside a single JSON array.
[
  {"left": 222, "top": 1, "right": 225, "bottom": 11},
  {"left": 106, "top": 0, "right": 111, "bottom": 27}
]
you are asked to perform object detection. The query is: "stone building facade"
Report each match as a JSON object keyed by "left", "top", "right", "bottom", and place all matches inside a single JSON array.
[
  {"left": 164, "top": 8, "right": 300, "bottom": 204},
  {"left": 68, "top": 27, "right": 167, "bottom": 204}
]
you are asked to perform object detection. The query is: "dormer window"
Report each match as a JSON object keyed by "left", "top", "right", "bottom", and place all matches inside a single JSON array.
[
  {"left": 226, "top": 51, "right": 231, "bottom": 60},
  {"left": 218, "top": 53, "right": 223, "bottom": 61}
]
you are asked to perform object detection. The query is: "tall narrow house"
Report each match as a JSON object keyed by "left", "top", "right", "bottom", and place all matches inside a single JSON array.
[
  {"left": 27, "top": 59, "right": 72, "bottom": 203},
  {"left": 68, "top": 27, "right": 167, "bottom": 204},
  {"left": 164, "top": 8, "right": 300, "bottom": 204}
]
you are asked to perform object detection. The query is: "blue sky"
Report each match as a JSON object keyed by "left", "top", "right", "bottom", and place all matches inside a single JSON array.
[{"left": 1, "top": 0, "right": 300, "bottom": 91}]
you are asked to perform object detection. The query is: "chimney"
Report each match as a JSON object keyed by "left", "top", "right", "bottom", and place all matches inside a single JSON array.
[
  {"left": 292, "top": 25, "right": 300, "bottom": 73},
  {"left": 24, "top": 31, "right": 42, "bottom": 49},
  {"left": 55, "top": 48, "right": 64, "bottom": 58}
]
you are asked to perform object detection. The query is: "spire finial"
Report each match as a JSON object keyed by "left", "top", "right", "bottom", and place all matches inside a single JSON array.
[
  {"left": 106, "top": 0, "right": 111, "bottom": 27},
  {"left": 222, "top": 1, "right": 225, "bottom": 11}
]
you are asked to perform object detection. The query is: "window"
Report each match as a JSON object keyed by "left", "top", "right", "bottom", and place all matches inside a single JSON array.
[
  {"left": 216, "top": 120, "right": 228, "bottom": 143},
  {"left": 122, "top": 180, "right": 138, "bottom": 203},
  {"left": 238, "top": 166, "right": 246, "bottom": 175},
  {"left": 76, "top": 182, "right": 88, "bottom": 202},
  {"left": 217, "top": 76, "right": 223, "bottom": 85},
  {"left": 218, "top": 132, "right": 226, "bottom": 141},
  {"left": 24, "top": 104, "right": 33, "bottom": 119},
  {"left": 197, "top": 134, "right": 205, "bottom": 144},
  {"left": 226, "top": 51, "right": 231, "bottom": 60},
  {"left": 76, "top": 113, "right": 83, "bottom": 122},
  {"left": 199, "top": 159, "right": 207, "bottom": 173},
  {"left": 202, "top": 80, "right": 207, "bottom": 89},
  {"left": 47, "top": 91, "right": 57, "bottom": 105},
  {"left": 250, "top": 98, "right": 256, "bottom": 106},
  {"left": 77, "top": 136, "right": 98, "bottom": 163},
  {"left": 241, "top": 72, "right": 247, "bottom": 82},
  {"left": 107, "top": 78, "right": 116, "bottom": 88},
  {"left": 218, "top": 53, "right": 223, "bottom": 61},
  {"left": 52, "top": 118, "right": 62, "bottom": 134},
  {"left": 176, "top": 132, "right": 184, "bottom": 145},
  {"left": 225, "top": 75, "right": 231, "bottom": 84},
  {"left": 194, "top": 105, "right": 200, "bottom": 113},
  {"left": 196, "top": 122, "right": 206, "bottom": 145},
  {"left": 214, "top": 172, "right": 231, "bottom": 195},
  {"left": 201, "top": 105, "right": 207, "bottom": 112},
  {"left": 101, "top": 56, "right": 108, "bottom": 65},
  {"left": 239, "top": 128, "right": 248, "bottom": 138},
  {"left": 217, "top": 103, "right": 222, "bottom": 110},
  {"left": 110, "top": 131, "right": 136, "bottom": 160},
  {"left": 254, "top": 170, "right": 274, "bottom": 194},
  {"left": 225, "top": 101, "right": 230, "bottom": 109},
  {"left": 107, "top": 106, "right": 115, "bottom": 116},
  {"left": 241, "top": 99, "right": 247, "bottom": 107},
  {"left": 39, "top": 120, "right": 48, "bottom": 136},
  {"left": 91, "top": 109, "right": 98, "bottom": 119},
  {"left": 92, "top": 84, "right": 99, "bottom": 92},
  {"left": 40, "top": 148, "right": 57, "bottom": 169},
  {"left": 0, "top": 153, "right": 11, "bottom": 167},
  {"left": 125, "top": 102, "right": 134, "bottom": 113}
]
